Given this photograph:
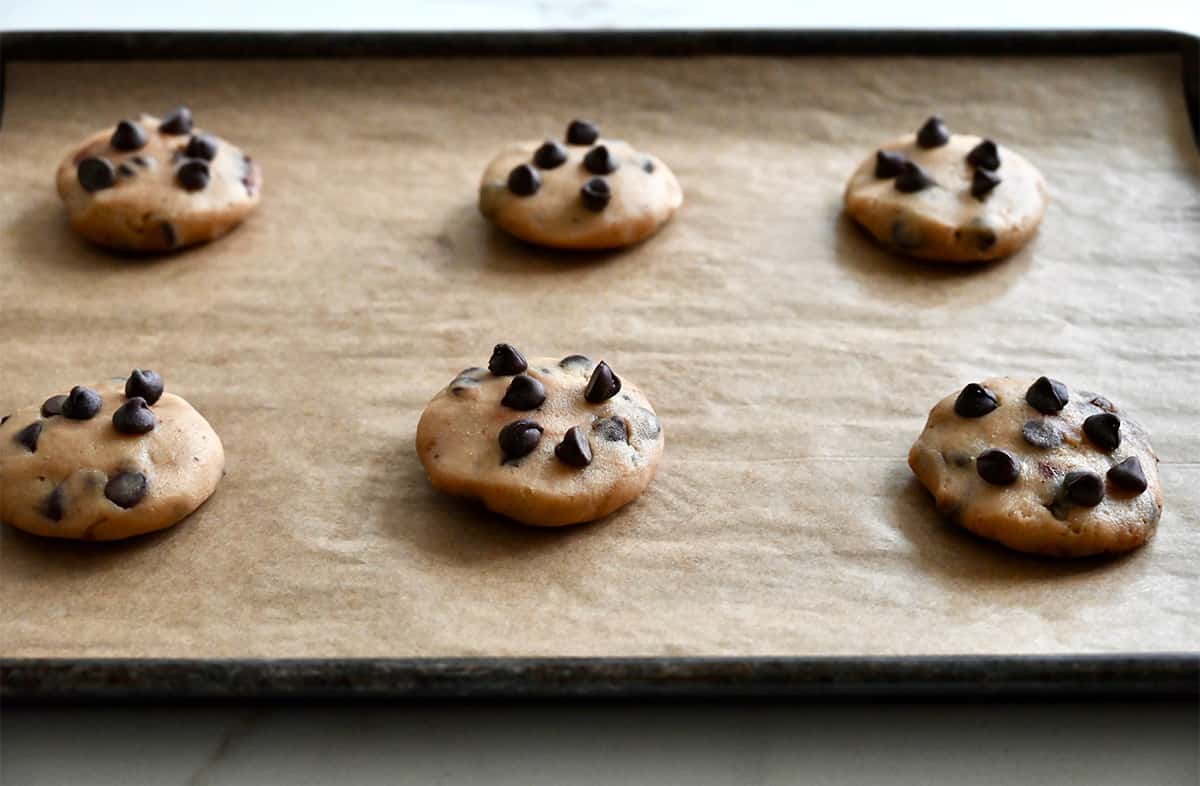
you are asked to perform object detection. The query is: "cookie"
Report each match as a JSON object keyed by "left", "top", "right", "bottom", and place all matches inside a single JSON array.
[
  {"left": 55, "top": 107, "right": 263, "bottom": 252},
  {"left": 844, "top": 116, "right": 1046, "bottom": 262},
  {"left": 478, "top": 120, "right": 683, "bottom": 249},
  {"left": 416, "top": 345, "right": 664, "bottom": 526},
  {"left": 0, "top": 371, "right": 224, "bottom": 540},
  {"left": 908, "top": 377, "right": 1162, "bottom": 557}
]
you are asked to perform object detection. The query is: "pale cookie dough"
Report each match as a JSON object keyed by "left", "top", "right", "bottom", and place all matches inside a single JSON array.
[
  {"left": 908, "top": 376, "right": 1162, "bottom": 557},
  {"left": 844, "top": 116, "right": 1046, "bottom": 262},
  {"left": 416, "top": 345, "right": 664, "bottom": 526},
  {"left": 55, "top": 107, "right": 263, "bottom": 252},
  {"left": 478, "top": 119, "right": 682, "bottom": 249},
  {"left": 0, "top": 371, "right": 224, "bottom": 540}
]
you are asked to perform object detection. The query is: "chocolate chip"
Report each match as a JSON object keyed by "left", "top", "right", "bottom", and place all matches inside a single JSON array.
[
  {"left": 159, "top": 107, "right": 194, "bottom": 135},
  {"left": 584, "top": 361, "right": 622, "bottom": 403},
  {"left": 450, "top": 367, "right": 484, "bottom": 394},
  {"left": 488, "top": 344, "right": 528, "bottom": 376},
  {"left": 1026, "top": 377, "right": 1069, "bottom": 415},
  {"left": 14, "top": 421, "right": 43, "bottom": 452},
  {"left": 61, "top": 386, "right": 102, "bottom": 420},
  {"left": 1083, "top": 413, "right": 1121, "bottom": 452},
  {"left": 1089, "top": 395, "right": 1116, "bottom": 413},
  {"left": 874, "top": 150, "right": 907, "bottom": 178},
  {"left": 1107, "top": 457, "right": 1148, "bottom": 494},
  {"left": 973, "top": 227, "right": 997, "bottom": 251},
  {"left": 635, "top": 407, "right": 662, "bottom": 439},
  {"left": 161, "top": 221, "right": 177, "bottom": 248},
  {"left": 533, "top": 140, "right": 568, "bottom": 169},
  {"left": 583, "top": 145, "right": 618, "bottom": 175},
  {"left": 131, "top": 155, "right": 150, "bottom": 168},
  {"left": 566, "top": 119, "right": 599, "bottom": 146},
  {"left": 916, "top": 116, "right": 950, "bottom": 148},
  {"left": 0, "top": 415, "right": 8, "bottom": 425},
  {"left": 41, "top": 395, "right": 67, "bottom": 417},
  {"left": 953, "top": 383, "right": 998, "bottom": 418},
  {"left": 125, "top": 369, "right": 164, "bottom": 405},
  {"left": 559, "top": 354, "right": 591, "bottom": 370},
  {"left": 976, "top": 449, "right": 1020, "bottom": 486},
  {"left": 971, "top": 168, "right": 1002, "bottom": 200},
  {"left": 77, "top": 157, "right": 116, "bottom": 192},
  {"left": 110, "top": 120, "right": 147, "bottom": 151},
  {"left": 506, "top": 163, "right": 541, "bottom": 196},
  {"left": 642, "top": 159, "right": 655, "bottom": 174},
  {"left": 555, "top": 426, "right": 593, "bottom": 468},
  {"left": 1063, "top": 471, "right": 1105, "bottom": 507},
  {"left": 112, "top": 397, "right": 157, "bottom": 434},
  {"left": 1022, "top": 420, "right": 1063, "bottom": 449},
  {"left": 42, "top": 485, "right": 66, "bottom": 522},
  {"left": 580, "top": 178, "right": 611, "bottom": 212},
  {"left": 185, "top": 134, "right": 218, "bottom": 161},
  {"left": 116, "top": 163, "right": 136, "bottom": 177},
  {"left": 501, "top": 375, "right": 547, "bottom": 411},
  {"left": 498, "top": 419, "right": 543, "bottom": 462},
  {"left": 176, "top": 160, "right": 210, "bottom": 191},
  {"left": 895, "top": 162, "right": 933, "bottom": 193},
  {"left": 890, "top": 219, "right": 923, "bottom": 249},
  {"left": 966, "top": 139, "right": 1000, "bottom": 170},
  {"left": 592, "top": 416, "right": 628, "bottom": 443},
  {"left": 105, "top": 472, "right": 148, "bottom": 508}
]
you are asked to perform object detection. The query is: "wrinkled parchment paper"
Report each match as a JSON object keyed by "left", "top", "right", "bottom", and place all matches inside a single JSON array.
[{"left": 1, "top": 55, "right": 1197, "bottom": 658}]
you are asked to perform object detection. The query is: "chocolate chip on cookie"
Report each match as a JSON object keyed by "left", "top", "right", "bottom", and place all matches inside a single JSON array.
[
  {"left": 1083, "top": 413, "right": 1121, "bottom": 451},
  {"left": 489, "top": 344, "right": 528, "bottom": 376},
  {"left": 499, "top": 419, "right": 544, "bottom": 462},
  {"left": 112, "top": 397, "right": 157, "bottom": 435},
  {"left": 583, "top": 145, "right": 619, "bottom": 175},
  {"left": 110, "top": 120, "right": 148, "bottom": 151},
  {"left": 41, "top": 486, "right": 66, "bottom": 522},
  {"left": 125, "top": 369, "right": 164, "bottom": 405},
  {"left": 1026, "top": 376, "right": 1069, "bottom": 415},
  {"left": 555, "top": 426, "right": 593, "bottom": 468},
  {"left": 184, "top": 134, "right": 218, "bottom": 161},
  {"left": 41, "top": 395, "right": 67, "bottom": 418},
  {"left": 966, "top": 139, "right": 1000, "bottom": 171},
  {"left": 566, "top": 119, "right": 599, "bottom": 146},
  {"left": 971, "top": 168, "right": 1002, "bottom": 201},
  {"left": 976, "top": 448, "right": 1020, "bottom": 485},
  {"left": 501, "top": 375, "right": 547, "bottom": 411},
  {"left": 1063, "top": 471, "right": 1105, "bottom": 507},
  {"left": 105, "top": 472, "right": 149, "bottom": 509},
  {"left": 916, "top": 116, "right": 950, "bottom": 148},
  {"left": 559, "top": 354, "right": 591, "bottom": 370},
  {"left": 159, "top": 107, "right": 194, "bottom": 135},
  {"left": 14, "top": 421, "right": 43, "bottom": 453},
  {"left": 874, "top": 150, "right": 907, "bottom": 179},
  {"left": 507, "top": 163, "right": 541, "bottom": 196},
  {"left": 592, "top": 416, "right": 628, "bottom": 443},
  {"left": 77, "top": 157, "right": 116, "bottom": 193},
  {"left": 176, "top": 160, "right": 211, "bottom": 191},
  {"left": 585, "top": 361, "right": 622, "bottom": 403},
  {"left": 533, "top": 141, "right": 568, "bottom": 170},
  {"left": 62, "top": 386, "right": 102, "bottom": 420},
  {"left": 894, "top": 162, "right": 934, "bottom": 193},
  {"left": 580, "top": 178, "right": 612, "bottom": 212},
  {"left": 1108, "top": 457, "right": 1148, "bottom": 494},
  {"left": 1022, "top": 420, "right": 1063, "bottom": 449},
  {"left": 954, "top": 383, "right": 998, "bottom": 418}
]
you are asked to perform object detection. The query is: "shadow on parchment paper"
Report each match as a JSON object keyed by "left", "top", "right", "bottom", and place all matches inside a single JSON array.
[
  {"left": 0, "top": 517, "right": 183, "bottom": 580},
  {"left": 887, "top": 466, "right": 1136, "bottom": 585},
  {"left": 833, "top": 213, "right": 1035, "bottom": 306}
]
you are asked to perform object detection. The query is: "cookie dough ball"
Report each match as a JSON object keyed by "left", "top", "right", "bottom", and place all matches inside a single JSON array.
[
  {"left": 908, "top": 376, "right": 1162, "bottom": 557},
  {"left": 0, "top": 371, "right": 224, "bottom": 540},
  {"left": 416, "top": 345, "right": 664, "bottom": 526},
  {"left": 478, "top": 120, "right": 683, "bottom": 249},
  {"left": 844, "top": 116, "right": 1046, "bottom": 262},
  {"left": 55, "top": 107, "right": 263, "bottom": 252}
]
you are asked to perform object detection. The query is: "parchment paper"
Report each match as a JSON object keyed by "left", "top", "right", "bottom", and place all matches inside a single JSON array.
[{"left": 1, "top": 55, "right": 1197, "bottom": 658}]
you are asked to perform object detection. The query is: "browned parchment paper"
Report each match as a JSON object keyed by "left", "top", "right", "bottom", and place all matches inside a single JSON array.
[{"left": 1, "top": 55, "right": 1197, "bottom": 658}]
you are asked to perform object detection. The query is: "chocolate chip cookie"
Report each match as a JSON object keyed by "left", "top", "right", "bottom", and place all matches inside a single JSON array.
[
  {"left": 844, "top": 116, "right": 1046, "bottom": 262},
  {"left": 478, "top": 120, "right": 683, "bottom": 249},
  {"left": 908, "top": 377, "right": 1162, "bottom": 557},
  {"left": 55, "top": 107, "right": 263, "bottom": 252},
  {"left": 416, "top": 345, "right": 664, "bottom": 526},
  {"left": 0, "top": 371, "right": 224, "bottom": 540}
]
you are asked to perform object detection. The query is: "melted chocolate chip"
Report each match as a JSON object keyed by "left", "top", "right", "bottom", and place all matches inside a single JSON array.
[
  {"left": 971, "top": 168, "right": 1002, "bottom": 200},
  {"left": 1107, "top": 457, "right": 1148, "bottom": 494},
  {"left": 507, "top": 163, "right": 541, "bottom": 196},
  {"left": 976, "top": 449, "right": 1020, "bottom": 486},
  {"left": 555, "top": 426, "right": 593, "bottom": 468},
  {"left": 14, "top": 421, "right": 43, "bottom": 452},
  {"left": 592, "top": 416, "right": 628, "bottom": 443},
  {"left": 116, "top": 163, "right": 136, "bottom": 177},
  {"left": 110, "top": 120, "right": 147, "bottom": 151},
  {"left": 159, "top": 107, "right": 194, "bottom": 135},
  {"left": 533, "top": 140, "right": 568, "bottom": 169},
  {"left": 1063, "top": 471, "right": 1104, "bottom": 507},
  {"left": 450, "top": 367, "right": 484, "bottom": 394},
  {"left": 559, "top": 354, "right": 591, "bottom": 370},
  {"left": 77, "top": 157, "right": 116, "bottom": 192},
  {"left": 185, "top": 134, "right": 218, "bottom": 161},
  {"left": 501, "top": 375, "right": 547, "bottom": 411},
  {"left": 583, "top": 145, "right": 618, "bottom": 175},
  {"left": 966, "top": 139, "right": 1000, "bottom": 170},
  {"left": 580, "top": 178, "right": 611, "bottom": 212},
  {"left": 489, "top": 344, "right": 528, "bottom": 376},
  {"left": 161, "top": 221, "right": 178, "bottom": 248},
  {"left": 131, "top": 155, "right": 150, "bottom": 168},
  {"left": 635, "top": 407, "right": 662, "bottom": 439},
  {"left": 498, "top": 419, "right": 543, "bottom": 462},
  {"left": 566, "top": 119, "right": 599, "bottom": 146},
  {"left": 112, "top": 397, "right": 157, "bottom": 434},
  {"left": 953, "top": 383, "right": 998, "bottom": 418},
  {"left": 125, "top": 369, "right": 164, "bottom": 405},
  {"left": 177, "top": 160, "right": 210, "bottom": 191},
  {"left": 916, "top": 116, "right": 950, "bottom": 148},
  {"left": 642, "top": 159, "right": 655, "bottom": 174},
  {"left": 1026, "top": 377, "right": 1069, "bottom": 415},
  {"left": 41, "top": 395, "right": 67, "bottom": 417},
  {"left": 584, "top": 361, "right": 622, "bottom": 403},
  {"left": 62, "top": 386, "right": 102, "bottom": 420},
  {"left": 42, "top": 485, "right": 66, "bottom": 522},
  {"left": 890, "top": 219, "right": 923, "bottom": 249},
  {"left": 895, "top": 162, "right": 933, "bottom": 193},
  {"left": 105, "top": 472, "right": 148, "bottom": 508},
  {"left": 1022, "top": 420, "right": 1063, "bottom": 449},
  {"left": 874, "top": 150, "right": 907, "bottom": 179},
  {"left": 1083, "top": 413, "right": 1121, "bottom": 452}
]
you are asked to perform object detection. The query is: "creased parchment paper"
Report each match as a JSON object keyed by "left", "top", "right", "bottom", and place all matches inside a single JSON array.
[{"left": 1, "top": 55, "right": 1197, "bottom": 658}]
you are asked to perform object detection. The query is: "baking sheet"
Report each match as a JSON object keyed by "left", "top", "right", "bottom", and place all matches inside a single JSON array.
[{"left": 0, "top": 54, "right": 1197, "bottom": 660}]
